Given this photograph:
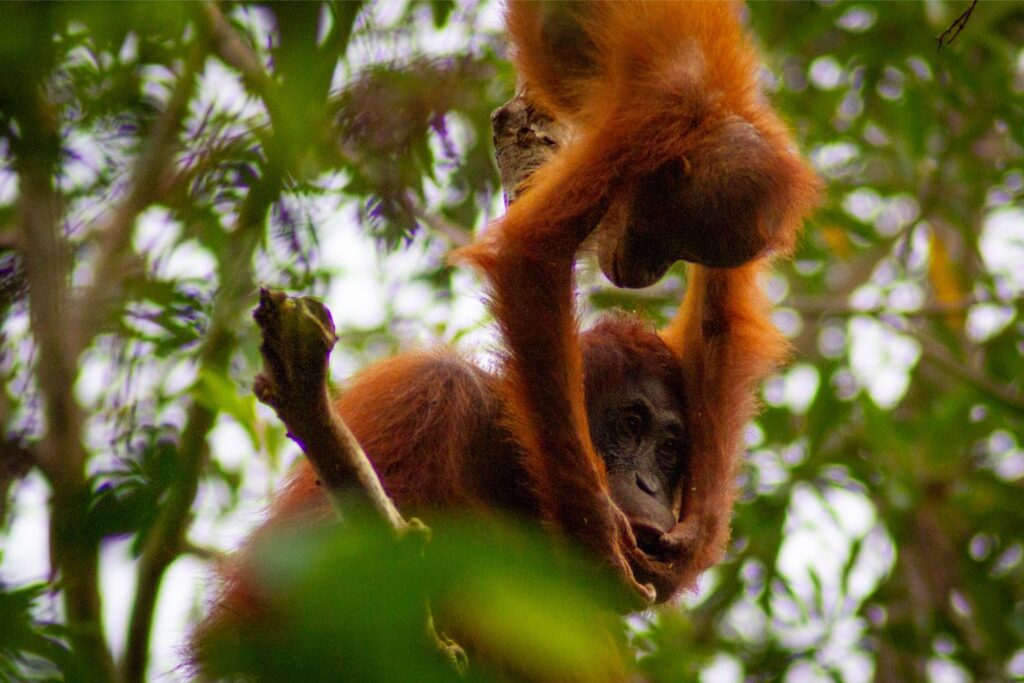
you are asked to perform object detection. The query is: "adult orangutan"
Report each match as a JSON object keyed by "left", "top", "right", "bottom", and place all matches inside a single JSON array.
[{"left": 194, "top": 0, "right": 818, "bottom": 670}]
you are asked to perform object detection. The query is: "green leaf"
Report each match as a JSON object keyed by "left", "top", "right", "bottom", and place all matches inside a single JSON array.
[{"left": 193, "top": 369, "right": 260, "bottom": 451}]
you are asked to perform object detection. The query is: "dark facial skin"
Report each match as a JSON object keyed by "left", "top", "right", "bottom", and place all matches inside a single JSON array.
[
  {"left": 597, "top": 117, "right": 785, "bottom": 288},
  {"left": 587, "top": 374, "right": 686, "bottom": 555}
]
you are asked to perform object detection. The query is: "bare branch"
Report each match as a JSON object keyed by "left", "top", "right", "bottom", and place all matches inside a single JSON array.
[
  {"left": 785, "top": 294, "right": 1024, "bottom": 415},
  {"left": 785, "top": 295, "right": 1017, "bottom": 320},
  {"left": 872, "top": 315, "right": 1024, "bottom": 416},
  {"left": 201, "top": 3, "right": 275, "bottom": 97},
  {"left": 389, "top": 191, "right": 473, "bottom": 248},
  {"left": 252, "top": 289, "right": 413, "bottom": 532},
  {"left": 181, "top": 539, "right": 229, "bottom": 564},
  {"left": 936, "top": 0, "right": 978, "bottom": 50},
  {"left": 410, "top": 204, "right": 472, "bottom": 248},
  {"left": 16, "top": 87, "right": 117, "bottom": 681},
  {"left": 491, "top": 95, "right": 565, "bottom": 206},
  {"left": 913, "top": 328, "right": 1024, "bottom": 416}
]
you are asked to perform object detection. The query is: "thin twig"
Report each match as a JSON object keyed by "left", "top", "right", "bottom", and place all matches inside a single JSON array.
[
  {"left": 786, "top": 295, "right": 1020, "bottom": 319},
  {"left": 936, "top": 0, "right": 978, "bottom": 50},
  {"left": 405, "top": 196, "right": 472, "bottom": 247},
  {"left": 877, "top": 316, "right": 1024, "bottom": 416},
  {"left": 181, "top": 539, "right": 229, "bottom": 564}
]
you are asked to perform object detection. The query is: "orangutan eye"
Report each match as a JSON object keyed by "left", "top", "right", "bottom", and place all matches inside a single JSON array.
[
  {"left": 616, "top": 410, "right": 642, "bottom": 439},
  {"left": 657, "top": 436, "right": 682, "bottom": 473}
]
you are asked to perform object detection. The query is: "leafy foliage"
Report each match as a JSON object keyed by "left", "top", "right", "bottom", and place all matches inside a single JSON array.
[{"left": 200, "top": 511, "right": 630, "bottom": 682}]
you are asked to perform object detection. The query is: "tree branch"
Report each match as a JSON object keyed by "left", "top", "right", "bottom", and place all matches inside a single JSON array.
[
  {"left": 789, "top": 296, "right": 1024, "bottom": 415},
  {"left": 409, "top": 201, "right": 472, "bottom": 248},
  {"left": 16, "top": 87, "right": 117, "bottom": 682},
  {"left": 907, "top": 324, "right": 1024, "bottom": 416},
  {"left": 490, "top": 94, "right": 564, "bottom": 206},
  {"left": 936, "top": 0, "right": 978, "bottom": 50},
  {"left": 786, "top": 295, "right": 1019, "bottom": 320},
  {"left": 200, "top": 3, "right": 275, "bottom": 99},
  {"left": 120, "top": 7, "right": 322, "bottom": 677},
  {"left": 181, "top": 539, "right": 228, "bottom": 564},
  {"left": 122, "top": 176, "right": 280, "bottom": 683},
  {"left": 859, "top": 312, "right": 1024, "bottom": 416},
  {"left": 252, "top": 289, "right": 413, "bottom": 532}
]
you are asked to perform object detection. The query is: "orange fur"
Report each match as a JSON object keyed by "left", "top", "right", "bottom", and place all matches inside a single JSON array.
[
  {"left": 194, "top": 0, "right": 819, "bottom": 670},
  {"left": 455, "top": 0, "right": 818, "bottom": 595},
  {"left": 466, "top": 1, "right": 820, "bottom": 284}
]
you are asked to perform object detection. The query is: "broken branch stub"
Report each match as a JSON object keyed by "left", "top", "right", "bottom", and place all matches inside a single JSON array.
[{"left": 252, "top": 288, "right": 412, "bottom": 534}]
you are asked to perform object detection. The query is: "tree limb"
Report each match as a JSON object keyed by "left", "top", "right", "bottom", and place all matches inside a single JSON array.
[
  {"left": 122, "top": 177, "right": 280, "bottom": 683},
  {"left": 867, "top": 314, "right": 1024, "bottom": 416},
  {"left": 16, "top": 86, "right": 117, "bottom": 682},
  {"left": 491, "top": 94, "right": 565, "bottom": 206},
  {"left": 408, "top": 200, "right": 472, "bottom": 248},
  {"left": 791, "top": 297, "right": 1024, "bottom": 415},
  {"left": 181, "top": 539, "right": 229, "bottom": 564},
  {"left": 910, "top": 325, "right": 1024, "bottom": 416},
  {"left": 252, "top": 289, "right": 413, "bottom": 532},
  {"left": 786, "top": 295, "right": 1023, "bottom": 320},
  {"left": 200, "top": 3, "right": 275, "bottom": 99}
]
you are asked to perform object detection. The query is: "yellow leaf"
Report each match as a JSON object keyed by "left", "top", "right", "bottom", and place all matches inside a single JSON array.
[
  {"left": 928, "top": 232, "right": 965, "bottom": 329},
  {"left": 821, "top": 226, "right": 851, "bottom": 259}
]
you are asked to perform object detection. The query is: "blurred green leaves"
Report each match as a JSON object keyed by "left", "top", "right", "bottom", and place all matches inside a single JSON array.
[
  {"left": 0, "top": 582, "right": 73, "bottom": 683},
  {"left": 200, "top": 510, "right": 629, "bottom": 682},
  {"left": 87, "top": 429, "right": 182, "bottom": 550}
]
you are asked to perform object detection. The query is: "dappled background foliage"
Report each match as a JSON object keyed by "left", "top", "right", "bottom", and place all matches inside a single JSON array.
[{"left": 0, "top": 1, "right": 1021, "bottom": 681}]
